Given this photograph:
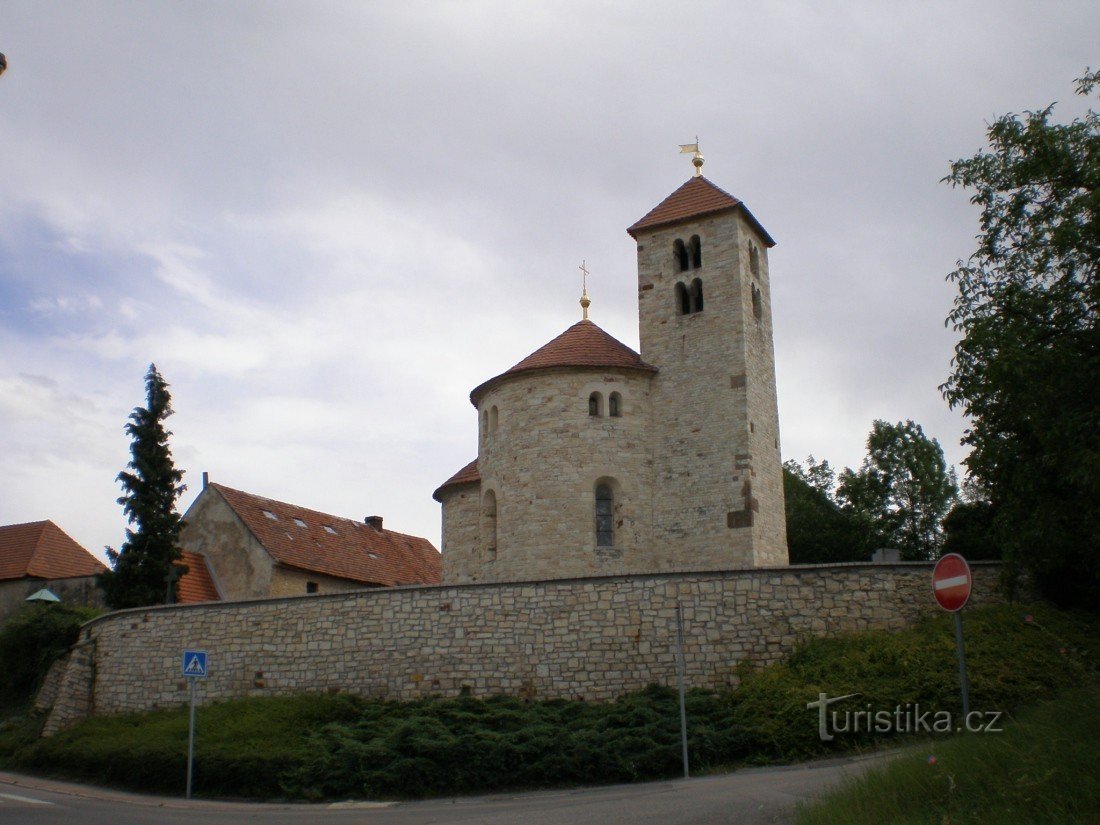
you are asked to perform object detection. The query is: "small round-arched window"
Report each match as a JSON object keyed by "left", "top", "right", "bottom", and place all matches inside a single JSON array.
[
  {"left": 589, "top": 392, "right": 603, "bottom": 417},
  {"left": 609, "top": 392, "right": 622, "bottom": 418}
]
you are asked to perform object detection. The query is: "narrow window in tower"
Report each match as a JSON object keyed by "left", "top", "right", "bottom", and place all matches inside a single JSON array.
[
  {"left": 752, "top": 284, "right": 763, "bottom": 320},
  {"left": 673, "top": 239, "right": 689, "bottom": 272},
  {"left": 481, "top": 490, "right": 498, "bottom": 560},
  {"left": 489, "top": 405, "right": 499, "bottom": 433},
  {"left": 609, "top": 392, "right": 622, "bottom": 417},
  {"left": 749, "top": 244, "right": 761, "bottom": 279},
  {"left": 589, "top": 391, "right": 603, "bottom": 417},
  {"left": 675, "top": 282, "right": 690, "bottom": 315},
  {"left": 690, "top": 235, "right": 702, "bottom": 269},
  {"left": 691, "top": 278, "right": 704, "bottom": 313},
  {"left": 482, "top": 409, "right": 489, "bottom": 439},
  {"left": 595, "top": 483, "right": 614, "bottom": 547}
]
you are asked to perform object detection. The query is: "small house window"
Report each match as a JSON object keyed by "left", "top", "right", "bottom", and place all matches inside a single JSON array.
[
  {"left": 675, "top": 282, "right": 690, "bottom": 315},
  {"left": 690, "top": 235, "right": 702, "bottom": 269},
  {"left": 609, "top": 392, "right": 622, "bottom": 417},
  {"left": 673, "top": 239, "right": 689, "bottom": 272},
  {"left": 306, "top": 581, "right": 319, "bottom": 594},
  {"left": 691, "top": 278, "right": 704, "bottom": 313},
  {"left": 595, "top": 483, "right": 614, "bottom": 547},
  {"left": 589, "top": 392, "right": 603, "bottom": 417}
]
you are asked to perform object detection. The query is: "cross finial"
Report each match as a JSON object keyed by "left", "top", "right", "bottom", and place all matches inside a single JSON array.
[
  {"left": 579, "top": 260, "right": 591, "bottom": 320},
  {"left": 679, "top": 138, "right": 704, "bottom": 177}
]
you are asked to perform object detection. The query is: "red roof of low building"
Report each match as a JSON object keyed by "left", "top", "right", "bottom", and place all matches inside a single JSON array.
[
  {"left": 0, "top": 520, "right": 107, "bottom": 582},
  {"left": 470, "top": 320, "right": 657, "bottom": 405},
  {"left": 208, "top": 484, "right": 441, "bottom": 587},
  {"left": 432, "top": 459, "right": 480, "bottom": 502},
  {"left": 626, "top": 176, "right": 776, "bottom": 246},
  {"left": 175, "top": 550, "right": 221, "bottom": 603}
]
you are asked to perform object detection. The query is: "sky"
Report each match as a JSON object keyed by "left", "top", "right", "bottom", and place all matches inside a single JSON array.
[{"left": 1, "top": 2, "right": 1096, "bottom": 562}]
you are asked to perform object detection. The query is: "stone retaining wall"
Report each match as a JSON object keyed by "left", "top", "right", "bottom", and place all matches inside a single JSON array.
[{"left": 43, "top": 562, "right": 1003, "bottom": 733}]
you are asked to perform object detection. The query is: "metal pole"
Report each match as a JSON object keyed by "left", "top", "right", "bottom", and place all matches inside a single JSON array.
[
  {"left": 954, "top": 611, "right": 970, "bottom": 722},
  {"left": 674, "top": 600, "right": 689, "bottom": 778},
  {"left": 186, "top": 678, "right": 196, "bottom": 799}
]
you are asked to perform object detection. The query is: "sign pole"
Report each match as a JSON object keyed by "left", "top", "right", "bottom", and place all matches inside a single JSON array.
[
  {"left": 186, "top": 677, "right": 196, "bottom": 799},
  {"left": 953, "top": 611, "right": 970, "bottom": 720},
  {"left": 674, "top": 599, "right": 689, "bottom": 779}
]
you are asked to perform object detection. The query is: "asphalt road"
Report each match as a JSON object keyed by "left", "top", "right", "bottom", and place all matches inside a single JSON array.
[{"left": 0, "top": 755, "right": 888, "bottom": 825}]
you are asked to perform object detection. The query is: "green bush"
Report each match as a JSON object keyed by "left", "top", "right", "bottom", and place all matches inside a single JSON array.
[{"left": 0, "top": 604, "right": 100, "bottom": 710}]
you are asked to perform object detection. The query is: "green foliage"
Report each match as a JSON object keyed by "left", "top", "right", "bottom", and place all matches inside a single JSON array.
[
  {"left": 783, "top": 463, "right": 871, "bottom": 563},
  {"left": 795, "top": 687, "right": 1100, "bottom": 824},
  {"left": 0, "top": 605, "right": 101, "bottom": 710},
  {"left": 942, "top": 70, "right": 1100, "bottom": 609},
  {"left": 836, "top": 420, "right": 958, "bottom": 560},
  {"left": 941, "top": 500, "right": 1001, "bottom": 560},
  {"left": 3, "top": 604, "right": 1094, "bottom": 800},
  {"left": 98, "top": 364, "right": 187, "bottom": 609}
]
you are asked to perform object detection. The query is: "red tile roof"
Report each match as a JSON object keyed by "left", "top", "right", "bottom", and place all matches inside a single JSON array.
[
  {"left": 0, "top": 520, "right": 107, "bottom": 582},
  {"left": 470, "top": 320, "right": 657, "bottom": 405},
  {"left": 626, "top": 176, "right": 776, "bottom": 246},
  {"left": 432, "top": 459, "right": 480, "bottom": 502},
  {"left": 175, "top": 551, "right": 220, "bottom": 603},
  {"left": 208, "top": 484, "right": 441, "bottom": 587}
]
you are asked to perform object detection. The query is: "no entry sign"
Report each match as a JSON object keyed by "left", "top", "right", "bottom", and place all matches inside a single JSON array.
[{"left": 932, "top": 553, "right": 972, "bottom": 612}]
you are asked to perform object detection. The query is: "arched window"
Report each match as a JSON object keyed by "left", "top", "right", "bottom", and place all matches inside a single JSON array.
[
  {"left": 589, "top": 391, "right": 603, "bottom": 417},
  {"left": 595, "top": 483, "right": 614, "bottom": 547},
  {"left": 675, "top": 282, "right": 690, "bottom": 316},
  {"left": 489, "top": 405, "right": 499, "bottom": 433},
  {"left": 691, "top": 278, "right": 704, "bottom": 313},
  {"left": 749, "top": 244, "right": 760, "bottom": 279},
  {"left": 608, "top": 392, "right": 622, "bottom": 417},
  {"left": 751, "top": 284, "right": 763, "bottom": 320},
  {"left": 481, "top": 490, "right": 497, "bottom": 559},
  {"left": 690, "top": 235, "right": 702, "bottom": 269},
  {"left": 481, "top": 409, "right": 489, "bottom": 439},
  {"left": 673, "top": 239, "right": 689, "bottom": 272}
]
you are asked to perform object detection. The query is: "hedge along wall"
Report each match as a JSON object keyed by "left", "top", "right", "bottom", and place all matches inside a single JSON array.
[{"left": 44, "top": 561, "right": 1003, "bottom": 734}]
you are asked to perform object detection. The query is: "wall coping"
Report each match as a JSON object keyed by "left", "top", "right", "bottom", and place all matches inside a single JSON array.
[{"left": 77, "top": 560, "right": 1002, "bottom": 636}]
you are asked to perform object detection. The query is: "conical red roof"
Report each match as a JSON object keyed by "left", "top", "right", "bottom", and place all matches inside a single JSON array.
[
  {"left": 627, "top": 176, "right": 775, "bottom": 246},
  {"left": 470, "top": 320, "right": 656, "bottom": 404}
]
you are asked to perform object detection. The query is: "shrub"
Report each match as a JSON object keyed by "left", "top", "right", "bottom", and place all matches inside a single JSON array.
[{"left": 0, "top": 604, "right": 100, "bottom": 710}]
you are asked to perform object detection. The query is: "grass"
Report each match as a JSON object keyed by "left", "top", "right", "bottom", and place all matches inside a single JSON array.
[
  {"left": 795, "top": 687, "right": 1100, "bottom": 824},
  {"left": 0, "top": 602, "right": 1095, "bottom": 800}
]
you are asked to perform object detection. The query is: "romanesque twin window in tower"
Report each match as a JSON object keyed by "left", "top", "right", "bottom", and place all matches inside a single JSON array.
[
  {"left": 675, "top": 278, "right": 704, "bottom": 315},
  {"left": 674, "top": 235, "right": 702, "bottom": 271},
  {"left": 588, "top": 391, "right": 623, "bottom": 418},
  {"left": 673, "top": 235, "right": 704, "bottom": 316}
]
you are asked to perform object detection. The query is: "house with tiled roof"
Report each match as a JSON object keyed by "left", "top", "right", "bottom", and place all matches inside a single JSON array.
[
  {"left": 435, "top": 159, "right": 789, "bottom": 584},
  {"left": 179, "top": 480, "right": 440, "bottom": 600},
  {"left": 0, "top": 520, "right": 107, "bottom": 621}
]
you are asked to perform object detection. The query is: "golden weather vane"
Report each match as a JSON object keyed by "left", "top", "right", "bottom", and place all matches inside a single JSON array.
[
  {"left": 679, "top": 138, "right": 704, "bottom": 177},
  {"left": 579, "top": 260, "right": 591, "bottom": 320}
]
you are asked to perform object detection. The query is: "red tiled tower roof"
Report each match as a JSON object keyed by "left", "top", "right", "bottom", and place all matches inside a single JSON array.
[
  {"left": 175, "top": 551, "right": 221, "bottom": 603},
  {"left": 432, "top": 459, "right": 480, "bottom": 502},
  {"left": 626, "top": 176, "right": 776, "bottom": 246},
  {"left": 209, "top": 484, "right": 441, "bottom": 587},
  {"left": 469, "top": 320, "right": 656, "bottom": 405},
  {"left": 0, "top": 520, "right": 107, "bottom": 582}
]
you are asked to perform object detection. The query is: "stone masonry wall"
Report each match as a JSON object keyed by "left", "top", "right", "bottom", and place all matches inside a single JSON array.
[{"left": 44, "top": 562, "right": 1002, "bottom": 732}]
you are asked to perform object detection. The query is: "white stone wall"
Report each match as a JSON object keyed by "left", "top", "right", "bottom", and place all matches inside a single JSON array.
[
  {"left": 43, "top": 562, "right": 1004, "bottom": 732},
  {"left": 439, "top": 484, "right": 481, "bottom": 582}
]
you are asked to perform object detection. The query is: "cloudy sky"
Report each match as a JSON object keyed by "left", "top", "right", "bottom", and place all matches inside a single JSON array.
[{"left": 1, "top": 2, "right": 1095, "bottom": 561}]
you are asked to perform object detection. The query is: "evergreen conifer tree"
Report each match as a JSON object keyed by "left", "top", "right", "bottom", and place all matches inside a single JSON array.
[{"left": 98, "top": 364, "right": 187, "bottom": 609}]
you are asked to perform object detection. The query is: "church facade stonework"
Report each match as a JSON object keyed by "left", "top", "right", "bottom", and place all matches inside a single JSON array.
[{"left": 435, "top": 174, "right": 788, "bottom": 583}]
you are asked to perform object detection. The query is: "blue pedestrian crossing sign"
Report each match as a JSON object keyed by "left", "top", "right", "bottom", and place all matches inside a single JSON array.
[{"left": 182, "top": 650, "right": 208, "bottom": 679}]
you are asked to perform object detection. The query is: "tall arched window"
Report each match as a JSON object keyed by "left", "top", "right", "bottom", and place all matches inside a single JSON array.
[
  {"left": 481, "top": 409, "right": 489, "bottom": 439},
  {"left": 673, "top": 239, "right": 689, "bottom": 272},
  {"left": 751, "top": 284, "right": 763, "bottom": 320},
  {"left": 589, "top": 391, "right": 603, "bottom": 417},
  {"left": 690, "top": 235, "right": 702, "bottom": 269},
  {"left": 595, "top": 483, "right": 614, "bottom": 547},
  {"left": 675, "top": 282, "right": 691, "bottom": 316},
  {"left": 749, "top": 244, "right": 760, "bottom": 279},
  {"left": 481, "top": 490, "right": 498, "bottom": 559},
  {"left": 489, "top": 405, "right": 499, "bottom": 433},
  {"left": 608, "top": 392, "right": 622, "bottom": 417},
  {"left": 691, "top": 278, "right": 704, "bottom": 313}
]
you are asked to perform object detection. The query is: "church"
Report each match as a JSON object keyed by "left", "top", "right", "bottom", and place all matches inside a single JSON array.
[{"left": 434, "top": 153, "right": 789, "bottom": 583}]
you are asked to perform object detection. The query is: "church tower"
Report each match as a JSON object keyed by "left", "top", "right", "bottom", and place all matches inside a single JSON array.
[{"left": 627, "top": 159, "right": 788, "bottom": 567}]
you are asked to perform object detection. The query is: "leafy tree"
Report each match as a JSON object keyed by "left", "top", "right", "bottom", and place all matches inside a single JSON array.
[
  {"left": 837, "top": 420, "right": 958, "bottom": 561},
  {"left": 98, "top": 364, "right": 187, "bottom": 609},
  {"left": 0, "top": 604, "right": 101, "bottom": 708},
  {"left": 941, "top": 500, "right": 1000, "bottom": 561},
  {"left": 783, "top": 461, "right": 871, "bottom": 563},
  {"left": 942, "top": 70, "right": 1099, "bottom": 608}
]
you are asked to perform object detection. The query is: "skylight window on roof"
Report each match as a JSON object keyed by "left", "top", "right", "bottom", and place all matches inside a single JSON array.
[
  {"left": 262, "top": 510, "right": 278, "bottom": 520},
  {"left": 368, "top": 553, "right": 379, "bottom": 560},
  {"left": 293, "top": 518, "right": 307, "bottom": 528},
  {"left": 323, "top": 525, "right": 337, "bottom": 535}
]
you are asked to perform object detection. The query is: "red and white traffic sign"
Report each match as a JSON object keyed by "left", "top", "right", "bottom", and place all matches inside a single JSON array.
[{"left": 932, "top": 553, "right": 972, "bottom": 612}]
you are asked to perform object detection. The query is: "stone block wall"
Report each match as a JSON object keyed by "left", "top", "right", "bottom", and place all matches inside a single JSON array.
[{"left": 43, "top": 562, "right": 1002, "bottom": 733}]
